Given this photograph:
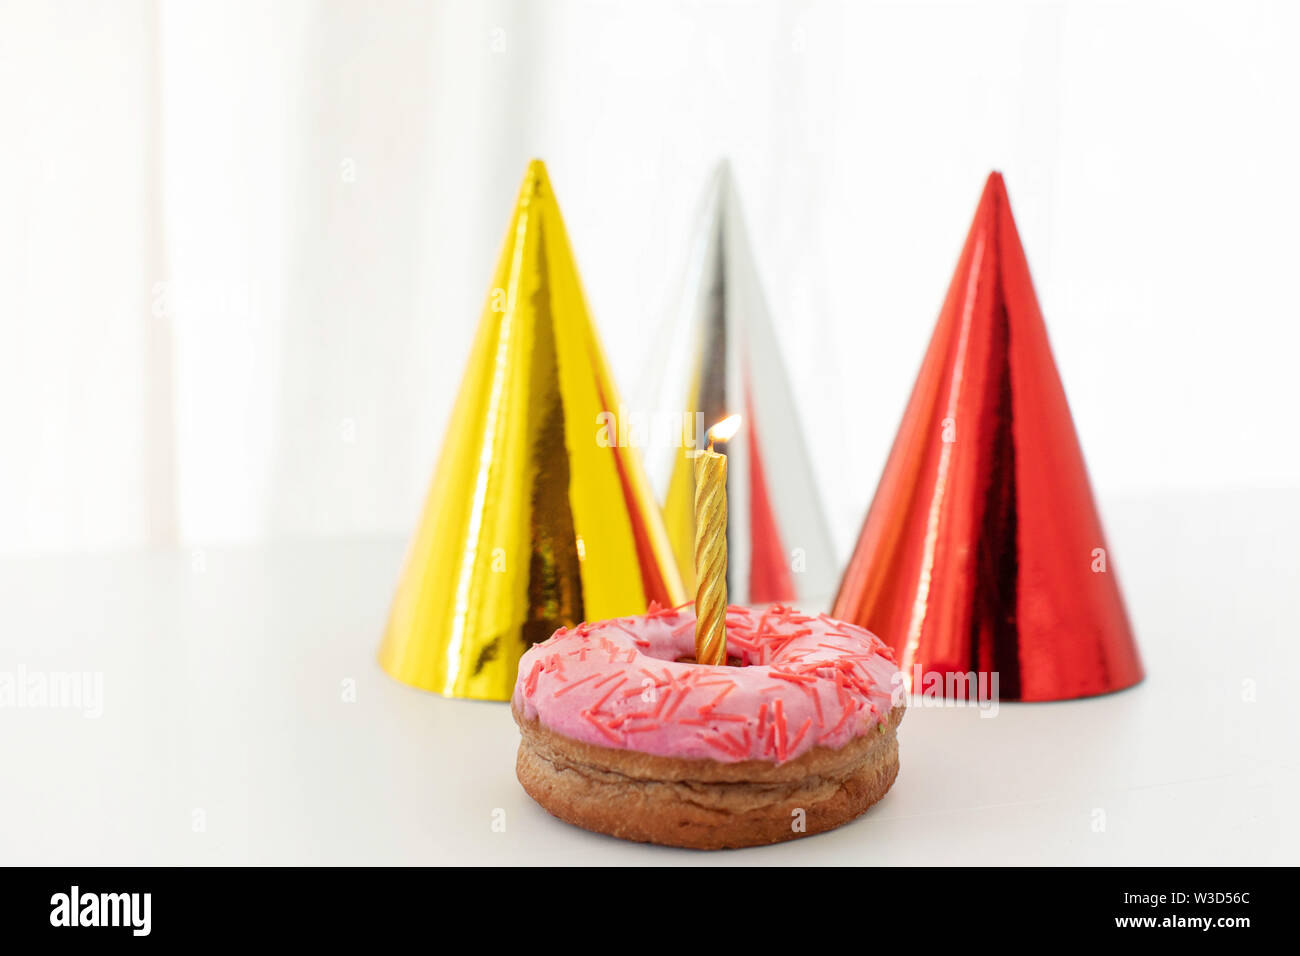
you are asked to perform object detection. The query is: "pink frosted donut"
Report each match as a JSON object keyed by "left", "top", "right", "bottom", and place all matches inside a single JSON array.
[
  {"left": 511, "top": 604, "right": 906, "bottom": 848},
  {"left": 514, "top": 603, "right": 899, "bottom": 762}
]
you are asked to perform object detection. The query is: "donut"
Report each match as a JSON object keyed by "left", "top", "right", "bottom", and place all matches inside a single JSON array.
[{"left": 511, "top": 603, "right": 905, "bottom": 849}]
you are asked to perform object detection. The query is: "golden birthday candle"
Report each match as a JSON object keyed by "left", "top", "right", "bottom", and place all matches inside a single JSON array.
[{"left": 694, "top": 415, "right": 742, "bottom": 665}]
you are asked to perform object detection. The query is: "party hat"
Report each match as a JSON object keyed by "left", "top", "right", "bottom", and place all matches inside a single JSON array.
[
  {"left": 379, "top": 160, "right": 686, "bottom": 700},
  {"left": 833, "top": 172, "right": 1142, "bottom": 701},
  {"left": 645, "top": 161, "right": 836, "bottom": 606}
]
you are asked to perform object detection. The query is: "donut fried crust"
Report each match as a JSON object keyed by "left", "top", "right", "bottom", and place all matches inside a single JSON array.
[{"left": 512, "top": 703, "right": 903, "bottom": 849}]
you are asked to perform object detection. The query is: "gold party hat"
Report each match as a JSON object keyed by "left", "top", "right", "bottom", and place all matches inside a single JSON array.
[{"left": 378, "top": 160, "right": 685, "bottom": 700}]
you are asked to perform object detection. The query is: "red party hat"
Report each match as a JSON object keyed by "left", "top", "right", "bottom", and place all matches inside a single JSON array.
[{"left": 832, "top": 172, "right": 1143, "bottom": 701}]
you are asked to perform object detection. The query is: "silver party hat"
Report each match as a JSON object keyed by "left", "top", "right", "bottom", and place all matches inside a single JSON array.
[{"left": 644, "top": 162, "right": 836, "bottom": 607}]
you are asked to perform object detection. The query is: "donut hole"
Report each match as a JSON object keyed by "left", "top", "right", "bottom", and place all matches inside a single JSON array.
[
  {"left": 632, "top": 621, "right": 763, "bottom": 668},
  {"left": 674, "top": 655, "right": 746, "bottom": 667}
]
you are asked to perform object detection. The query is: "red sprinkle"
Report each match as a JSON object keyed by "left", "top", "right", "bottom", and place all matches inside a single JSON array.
[
  {"left": 610, "top": 622, "right": 640, "bottom": 641},
  {"left": 789, "top": 717, "right": 813, "bottom": 753},
  {"left": 810, "top": 684, "right": 825, "bottom": 728},
  {"left": 770, "top": 670, "right": 815, "bottom": 686},
  {"left": 581, "top": 710, "right": 622, "bottom": 743},
  {"left": 828, "top": 700, "right": 858, "bottom": 736},
  {"left": 523, "top": 661, "right": 543, "bottom": 697},
  {"left": 709, "top": 683, "right": 737, "bottom": 707},
  {"left": 553, "top": 673, "right": 598, "bottom": 697},
  {"left": 701, "top": 734, "right": 741, "bottom": 756},
  {"left": 662, "top": 687, "right": 687, "bottom": 721},
  {"left": 774, "top": 699, "right": 788, "bottom": 762},
  {"left": 589, "top": 677, "right": 627, "bottom": 714},
  {"left": 719, "top": 731, "right": 746, "bottom": 756},
  {"left": 650, "top": 687, "right": 669, "bottom": 719},
  {"left": 624, "top": 722, "right": 662, "bottom": 734}
]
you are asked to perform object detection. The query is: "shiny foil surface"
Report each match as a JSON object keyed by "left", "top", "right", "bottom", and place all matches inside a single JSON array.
[
  {"left": 378, "top": 160, "right": 685, "bottom": 700},
  {"left": 647, "top": 162, "right": 836, "bottom": 607},
  {"left": 692, "top": 449, "right": 728, "bottom": 665},
  {"left": 833, "top": 173, "right": 1143, "bottom": 701}
]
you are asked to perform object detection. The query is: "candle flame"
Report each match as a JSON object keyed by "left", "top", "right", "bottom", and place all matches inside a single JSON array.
[{"left": 707, "top": 414, "right": 742, "bottom": 446}]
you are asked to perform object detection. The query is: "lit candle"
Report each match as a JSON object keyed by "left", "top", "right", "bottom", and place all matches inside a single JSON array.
[{"left": 694, "top": 414, "right": 742, "bottom": 665}]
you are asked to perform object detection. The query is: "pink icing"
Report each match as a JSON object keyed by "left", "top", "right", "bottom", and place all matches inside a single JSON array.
[{"left": 512, "top": 603, "right": 901, "bottom": 764}]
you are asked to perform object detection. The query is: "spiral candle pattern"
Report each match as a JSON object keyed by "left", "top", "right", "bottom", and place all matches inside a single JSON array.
[{"left": 693, "top": 450, "right": 728, "bottom": 666}]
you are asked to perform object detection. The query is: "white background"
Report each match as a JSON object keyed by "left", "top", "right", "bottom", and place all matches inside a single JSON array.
[
  {"left": 1, "top": 0, "right": 1298, "bottom": 868},
  {"left": 3, "top": 0, "right": 1298, "bottom": 558}
]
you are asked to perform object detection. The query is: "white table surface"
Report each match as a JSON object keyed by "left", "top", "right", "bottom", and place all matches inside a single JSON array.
[{"left": 2, "top": 488, "right": 1297, "bottom": 865}]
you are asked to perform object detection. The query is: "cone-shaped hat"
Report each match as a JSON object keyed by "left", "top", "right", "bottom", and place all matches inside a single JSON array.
[
  {"left": 832, "top": 172, "right": 1142, "bottom": 701},
  {"left": 379, "top": 160, "right": 686, "bottom": 700},
  {"left": 646, "top": 162, "right": 836, "bottom": 606}
]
